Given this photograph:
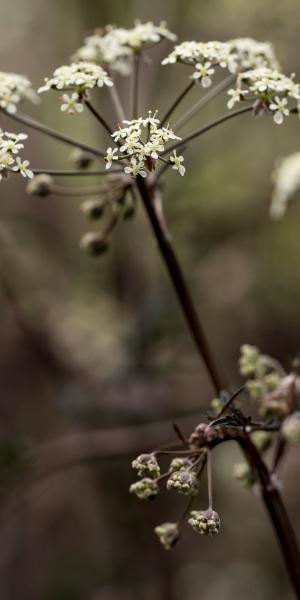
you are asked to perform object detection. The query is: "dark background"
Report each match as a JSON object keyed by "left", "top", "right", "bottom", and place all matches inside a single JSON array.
[{"left": 0, "top": 0, "right": 300, "bottom": 598}]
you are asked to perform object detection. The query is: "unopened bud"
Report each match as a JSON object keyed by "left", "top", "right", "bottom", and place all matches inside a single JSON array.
[
  {"left": 188, "top": 509, "right": 220, "bottom": 536},
  {"left": 167, "top": 470, "right": 198, "bottom": 496},
  {"left": 129, "top": 478, "right": 159, "bottom": 500},
  {"left": 233, "top": 462, "right": 255, "bottom": 487},
  {"left": 250, "top": 430, "right": 273, "bottom": 453},
  {"left": 80, "top": 232, "right": 109, "bottom": 256},
  {"left": 132, "top": 453, "right": 160, "bottom": 479},
  {"left": 154, "top": 522, "right": 179, "bottom": 550},
  {"left": 282, "top": 412, "right": 300, "bottom": 443},
  {"left": 70, "top": 148, "right": 93, "bottom": 169},
  {"left": 80, "top": 199, "right": 105, "bottom": 220},
  {"left": 239, "top": 344, "right": 261, "bottom": 378},
  {"left": 26, "top": 174, "right": 54, "bottom": 197}
]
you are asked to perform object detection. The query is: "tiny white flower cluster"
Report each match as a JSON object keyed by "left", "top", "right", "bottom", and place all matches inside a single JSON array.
[
  {"left": 228, "top": 38, "right": 280, "bottom": 71},
  {"left": 227, "top": 67, "right": 300, "bottom": 124},
  {"left": 38, "top": 62, "right": 113, "bottom": 112},
  {"left": 270, "top": 151, "right": 300, "bottom": 218},
  {"left": 162, "top": 41, "right": 237, "bottom": 87},
  {"left": 0, "top": 71, "right": 37, "bottom": 114},
  {"left": 105, "top": 112, "right": 186, "bottom": 178},
  {"left": 0, "top": 130, "right": 33, "bottom": 180},
  {"left": 74, "top": 21, "right": 176, "bottom": 74}
]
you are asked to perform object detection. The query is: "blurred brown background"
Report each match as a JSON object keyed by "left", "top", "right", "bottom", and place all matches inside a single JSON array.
[{"left": 0, "top": 0, "right": 300, "bottom": 598}]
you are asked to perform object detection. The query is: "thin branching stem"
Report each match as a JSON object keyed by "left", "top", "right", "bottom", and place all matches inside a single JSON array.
[
  {"left": 1, "top": 109, "right": 106, "bottom": 158},
  {"left": 108, "top": 82, "right": 126, "bottom": 124},
  {"left": 174, "top": 74, "right": 236, "bottom": 132},
  {"left": 84, "top": 98, "right": 114, "bottom": 137},
  {"left": 207, "top": 450, "right": 213, "bottom": 509},
  {"left": 162, "top": 105, "right": 253, "bottom": 157},
  {"left": 160, "top": 81, "right": 195, "bottom": 127},
  {"left": 136, "top": 176, "right": 226, "bottom": 394},
  {"left": 32, "top": 168, "right": 122, "bottom": 177},
  {"left": 131, "top": 53, "right": 140, "bottom": 118}
]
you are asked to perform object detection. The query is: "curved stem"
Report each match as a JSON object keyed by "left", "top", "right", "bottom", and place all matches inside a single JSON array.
[
  {"left": 162, "top": 106, "right": 253, "bottom": 157},
  {"left": 174, "top": 74, "right": 236, "bottom": 132},
  {"left": 136, "top": 176, "right": 225, "bottom": 394},
  {"left": 160, "top": 81, "right": 195, "bottom": 127},
  {"left": 84, "top": 99, "right": 114, "bottom": 137},
  {"left": 1, "top": 109, "right": 105, "bottom": 158}
]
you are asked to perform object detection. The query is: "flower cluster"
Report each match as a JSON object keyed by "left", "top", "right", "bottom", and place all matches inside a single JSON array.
[
  {"left": 129, "top": 478, "right": 159, "bottom": 500},
  {"left": 0, "top": 130, "right": 33, "bottom": 180},
  {"left": 270, "top": 152, "right": 300, "bottom": 218},
  {"left": 228, "top": 67, "right": 300, "bottom": 124},
  {"left": 166, "top": 469, "right": 198, "bottom": 496},
  {"left": 0, "top": 71, "right": 37, "bottom": 114},
  {"left": 188, "top": 509, "right": 221, "bottom": 536},
  {"left": 228, "top": 38, "right": 280, "bottom": 71},
  {"left": 132, "top": 453, "right": 160, "bottom": 478},
  {"left": 162, "top": 40, "right": 237, "bottom": 87},
  {"left": 73, "top": 21, "right": 176, "bottom": 74},
  {"left": 38, "top": 62, "right": 113, "bottom": 112},
  {"left": 154, "top": 522, "right": 179, "bottom": 550},
  {"left": 105, "top": 113, "right": 185, "bottom": 178}
]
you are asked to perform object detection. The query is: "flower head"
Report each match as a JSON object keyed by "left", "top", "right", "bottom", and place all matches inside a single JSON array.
[
  {"left": 169, "top": 457, "right": 194, "bottom": 472},
  {"left": 0, "top": 129, "right": 32, "bottom": 181},
  {"left": 132, "top": 453, "right": 160, "bottom": 478},
  {"left": 228, "top": 38, "right": 280, "bottom": 71},
  {"left": 0, "top": 71, "right": 37, "bottom": 114},
  {"left": 130, "top": 478, "right": 159, "bottom": 500},
  {"left": 167, "top": 469, "right": 198, "bottom": 496},
  {"left": 12, "top": 157, "right": 33, "bottom": 178},
  {"left": 154, "top": 522, "right": 179, "bottom": 550},
  {"left": 162, "top": 40, "right": 237, "bottom": 83},
  {"left": 38, "top": 62, "right": 113, "bottom": 97},
  {"left": 104, "top": 147, "right": 119, "bottom": 169},
  {"left": 169, "top": 150, "right": 185, "bottom": 176},
  {"left": 270, "top": 151, "right": 300, "bottom": 218},
  {"left": 188, "top": 509, "right": 221, "bottom": 536},
  {"left": 269, "top": 96, "right": 289, "bottom": 124}
]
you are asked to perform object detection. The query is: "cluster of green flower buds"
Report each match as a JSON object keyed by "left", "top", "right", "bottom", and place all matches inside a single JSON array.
[
  {"left": 233, "top": 462, "right": 255, "bottom": 488},
  {"left": 129, "top": 478, "right": 159, "bottom": 500},
  {"left": 169, "top": 457, "right": 194, "bottom": 472},
  {"left": 188, "top": 509, "right": 220, "bottom": 536},
  {"left": 167, "top": 469, "right": 198, "bottom": 496},
  {"left": 132, "top": 453, "right": 160, "bottom": 478},
  {"left": 154, "top": 522, "right": 180, "bottom": 550}
]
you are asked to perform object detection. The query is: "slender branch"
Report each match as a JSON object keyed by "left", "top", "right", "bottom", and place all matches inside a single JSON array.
[
  {"left": 32, "top": 168, "right": 122, "bottom": 177},
  {"left": 131, "top": 54, "right": 140, "bottom": 118},
  {"left": 108, "top": 83, "right": 126, "bottom": 124},
  {"left": 207, "top": 450, "right": 213, "bottom": 509},
  {"left": 160, "top": 81, "right": 195, "bottom": 127},
  {"left": 162, "top": 106, "right": 253, "bottom": 157},
  {"left": 1, "top": 109, "right": 106, "bottom": 158},
  {"left": 136, "top": 176, "right": 225, "bottom": 394},
  {"left": 83, "top": 99, "right": 114, "bottom": 137},
  {"left": 174, "top": 74, "right": 236, "bottom": 132}
]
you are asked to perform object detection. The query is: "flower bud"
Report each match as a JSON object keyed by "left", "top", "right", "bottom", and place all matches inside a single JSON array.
[
  {"left": 79, "top": 232, "right": 109, "bottom": 256},
  {"left": 129, "top": 478, "right": 159, "bottom": 500},
  {"left": 282, "top": 412, "right": 300, "bottom": 443},
  {"left": 70, "top": 148, "right": 93, "bottom": 169},
  {"left": 154, "top": 522, "right": 179, "bottom": 550},
  {"left": 210, "top": 397, "right": 222, "bottom": 416},
  {"left": 167, "top": 469, "right": 198, "bottom": 496},
  {"left": 26, "top": 174, "right": 54, "bottom": 197},
  {"left": 233, "top": 462, "right": 255, "bottom": 487},
  {"left": 188, "top": 509, "right": 220, "bottom": 536},
  {"left": 250, "top": 430, "right": 273, "bottom": 453},
  {"left": 80, "top": 199, "right": 105, "bottom": 220},
  {"left": 239, "top": 344, "right": 261, "bottom": 377},
  {"left": 131, "top": 453, "right": 160, "bottom": 479},
  {"left": 169, "top": 457, "right": 193, "bottom": 472},
  {"left": 246, "top": 380, "right": 264, "bottom": 401}
]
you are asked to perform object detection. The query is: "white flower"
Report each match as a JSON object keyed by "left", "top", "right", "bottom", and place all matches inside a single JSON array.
[
  {"left": 38, "top": 62, "right": 113, "bottom": 95},
  {"left": 0, "top": 71, "right": 37, "bottom": 114},
  {"left": 192, "top": 61, "right": 215, "bottom": 87},
  {"left": 169, "top": 150, "right": 185, "bottom": 176},
  {"left": 269, "top": 96, "right": 289, "bottom": 124},
  {"left": 270, "top": 152, "right": 300, "bottom": 218},
  {"left": 60, "top": 92, "right": 84, "bottom": 114},
  {"left": 227, "top": 87, "right": 249, "bottom": 109},
  {"left": 228, "top": 38, "right": 280, "bottom": 71},
  {"left": 104, "top": 147, "right": 119, "bottom": 169},
  {"left": 12, "top": 156, "right": 33, "bottom": 178},
  {"left": 124, "top": 157, "right": 147, "bottom": 178}
]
